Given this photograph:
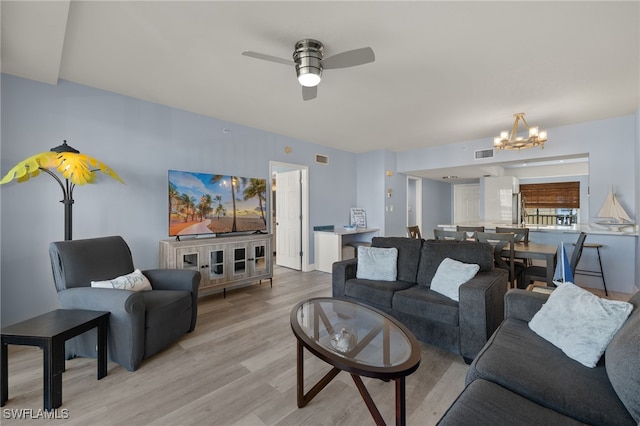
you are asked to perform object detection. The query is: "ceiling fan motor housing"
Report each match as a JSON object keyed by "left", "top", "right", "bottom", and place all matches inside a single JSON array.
[{"left": 294, "top": 39, "right": 323, "bottom": 86}]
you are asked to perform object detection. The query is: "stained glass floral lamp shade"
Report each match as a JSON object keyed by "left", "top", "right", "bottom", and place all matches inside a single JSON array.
[{"left": 0, "top": 140, "right": 124, "bottom": 240}]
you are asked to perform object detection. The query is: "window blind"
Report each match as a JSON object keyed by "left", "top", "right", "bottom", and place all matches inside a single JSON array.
[{"left": 520, "top": 182, "right": 580, "bottom": 208}]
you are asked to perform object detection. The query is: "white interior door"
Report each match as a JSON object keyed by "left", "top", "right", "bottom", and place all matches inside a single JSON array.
[{"left": 275, "top": 169, "right": 302, "bottom": 270}]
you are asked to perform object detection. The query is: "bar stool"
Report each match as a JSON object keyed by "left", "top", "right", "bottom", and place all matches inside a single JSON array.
[{"left": 574, "top": 242, "right": 608, "bottom": 296}]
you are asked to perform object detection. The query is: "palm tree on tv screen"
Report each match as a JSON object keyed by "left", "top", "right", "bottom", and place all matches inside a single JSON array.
[
  {"left": 211, "top": 175, "right": 247, "bottom": 232},
  {"left": 169, "top": 181, "right": 179, "bottom": 217},
  {"left": 198, "top": 193, "right": 213, "bottom": 221},
  {"left": 244, "top": 178, "right": 267, "bottom": 225},
  {"left": 213, "top": 194, "right": 225, "bottom": 219},
  {"left": 180, "top": 193, "right": 196, "bottom": 222}
]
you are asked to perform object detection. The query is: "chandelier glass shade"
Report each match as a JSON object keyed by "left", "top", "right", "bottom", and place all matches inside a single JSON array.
[{"left": 494, "top": 113, "right": 547, "bottom": 151}]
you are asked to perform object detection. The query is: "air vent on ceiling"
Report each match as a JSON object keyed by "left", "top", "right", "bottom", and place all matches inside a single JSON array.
[
  {"left": 315, "top": 154, "right": 329, "bottom": 165},
  {"left": 475, "top": 149, "right": 494, "bottom": 160}
]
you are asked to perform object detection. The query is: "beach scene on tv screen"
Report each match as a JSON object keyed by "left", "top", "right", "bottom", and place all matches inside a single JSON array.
[{"left": 169, "top": 170, "right": 267, "bottom": 236}]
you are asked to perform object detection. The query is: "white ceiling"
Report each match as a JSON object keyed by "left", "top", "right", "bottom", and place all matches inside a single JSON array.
[{"left": 2, "top": 1, "right": 639, "bottom": 168}]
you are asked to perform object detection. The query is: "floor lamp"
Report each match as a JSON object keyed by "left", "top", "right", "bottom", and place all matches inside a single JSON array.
[{"left": 0, "top": 140, "right": 124, "bottom": 240}]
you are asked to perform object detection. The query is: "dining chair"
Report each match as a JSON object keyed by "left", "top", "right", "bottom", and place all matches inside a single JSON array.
[
  {"left": 523, "top": 232, "right": 587, "bottom": 288},
  {"left": 433, "top": 229, "right": 467, "bottom": 241},
  {"left": 496, "top": 226, "right": 530, "bottom": 266},
  {"left": 456, "top": 225, "right": 485, "bottom": 239},
  {"left": 407, "top": 225, "right": 421, "bottom": 239},
  {"left": 475, "top": 232, "right": 523, "bottom": 289},
  {"left": 495, "top": 227, "right": 529, "bottom": 244}
]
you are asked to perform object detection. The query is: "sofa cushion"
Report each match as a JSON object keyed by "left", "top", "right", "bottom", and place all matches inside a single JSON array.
[
  {"left": 344, "top": 278, "right": 415, "bottom": 308},
  {"left": 416, "top": 240, "right": 493, "bottom": 287},
  {"left": 605, "top": 292, "right": 640, "bottom": 424},
  {"left": 529, "top": 283, "right": 633, "bottom": 367},
  {"left": 393, "top": 286, "right": 459, "bottom": 326},
  {"left": 467, "top": 318, "right": 636, "bottom": 426},
  {"left": 356, "top": 246, "right": 398, "bottom": 281},
  {"left": 437, "top": 379, "right": 588, "bottom": 426},
  {"left": 371, "top": 237, "right": 423, "bottom": 283},
  {"left": 430, "top": 258, "right": 480, "bottom": 302}
]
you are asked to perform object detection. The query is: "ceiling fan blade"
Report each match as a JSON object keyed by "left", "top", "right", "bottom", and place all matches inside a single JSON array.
[
  {"left": 302, "top": 86, "right": 317, "bottom": 101},
  {"left": 242, "top": 51, "right": 294, "bottom": 66},
  {"left": 322, "top": 47, "right": 375, "bottom": 69}
]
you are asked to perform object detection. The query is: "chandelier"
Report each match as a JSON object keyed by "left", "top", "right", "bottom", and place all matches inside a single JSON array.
[{"left": 494, "top": 113, "right": 547, "bottom": 151}]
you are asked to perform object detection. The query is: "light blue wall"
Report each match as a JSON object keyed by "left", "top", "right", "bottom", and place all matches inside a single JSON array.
[
  {"left": 384, "top": 151, "right": 408, "bottom": 237},
  {"left": 355, "top": 150, "right": 408, "bottom": 237},
  {"left": 356, "top": 150, "right": 385, "bottom": 233},
  {"left": 421, "top": 179, "right": 452, "bottom": 240},
  {"left": 0, "top": 75, "right": 356, "bottom": 325}
]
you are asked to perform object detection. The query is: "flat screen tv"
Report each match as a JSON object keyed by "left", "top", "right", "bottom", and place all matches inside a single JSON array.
[{"left": 168, "top": 170, "right": 267, "bottom": 237}]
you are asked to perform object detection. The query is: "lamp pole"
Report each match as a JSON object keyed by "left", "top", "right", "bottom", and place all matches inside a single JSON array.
[{"left": 43, "top": 141, "right": 79, "bottom": 241}]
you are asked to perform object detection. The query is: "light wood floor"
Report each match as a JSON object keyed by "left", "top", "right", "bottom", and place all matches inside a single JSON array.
[{"left": 2, "top": 267, "right": 468, "bottom": 425}]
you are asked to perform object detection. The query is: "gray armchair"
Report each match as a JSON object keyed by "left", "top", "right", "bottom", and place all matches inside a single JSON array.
[{"left": 49, "top": 236, "right": 200, "bottom": 371}]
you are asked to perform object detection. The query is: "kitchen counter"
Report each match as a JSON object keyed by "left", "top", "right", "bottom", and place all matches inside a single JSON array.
[{"left": 437, "top": 223, "right": 638, "bottom": 236}]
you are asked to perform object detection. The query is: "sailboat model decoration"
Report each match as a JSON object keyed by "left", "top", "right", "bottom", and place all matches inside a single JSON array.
[{"left": 595, "top": 186, "right": 634, "bottom": 227}]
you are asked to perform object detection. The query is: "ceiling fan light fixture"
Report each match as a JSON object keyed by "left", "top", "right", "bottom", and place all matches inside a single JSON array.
[
  {"left": 294, "top": 39, "right": 324, "bottom": 87},
  {"left": 242, "top": 38, "right": 375, "bottom": 100}
]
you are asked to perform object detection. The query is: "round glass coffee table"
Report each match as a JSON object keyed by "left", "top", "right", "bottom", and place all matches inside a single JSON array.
[{"left": 290, "top": 297, "right": 421, "bottom": 426}]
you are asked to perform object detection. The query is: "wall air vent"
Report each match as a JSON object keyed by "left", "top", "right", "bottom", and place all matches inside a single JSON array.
[
  {"left": 315, "top": 154, "right": 329, "bottom": 165},
  {"left": 475, "top": 149, "right": 494, "bottom": 160}
]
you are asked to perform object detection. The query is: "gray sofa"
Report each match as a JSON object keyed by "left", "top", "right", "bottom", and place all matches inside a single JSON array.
[
  {"left": 49, "top": 236, "right": 200, "bottom": 371},
  {"left": 438, "top": 289, "right": 640, "bottom": 425},
  {"left": 332, "top": 237, "right": 509, "bottom": 361}
]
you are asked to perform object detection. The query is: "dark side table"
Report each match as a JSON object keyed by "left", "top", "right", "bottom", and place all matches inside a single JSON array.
[{"left": 1, "top": 309, "right": 109, "bottom": 411}]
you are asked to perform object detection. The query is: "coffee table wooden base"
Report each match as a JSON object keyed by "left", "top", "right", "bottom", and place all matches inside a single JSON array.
[{"left": 296, "top": 340, "right": 407, "bottom": 426}]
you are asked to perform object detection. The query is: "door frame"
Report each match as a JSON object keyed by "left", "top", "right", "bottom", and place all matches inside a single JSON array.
[{"left": 269, "top": 161, "right": 311, "bottom": 272}]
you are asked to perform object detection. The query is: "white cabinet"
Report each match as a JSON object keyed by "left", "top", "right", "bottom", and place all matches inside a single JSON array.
[
  {"left": 482, "top": 176, "right": 519, "bottom": 223},
  {"left": 160, "top": 234, "right": 273, "bottom": 296}
]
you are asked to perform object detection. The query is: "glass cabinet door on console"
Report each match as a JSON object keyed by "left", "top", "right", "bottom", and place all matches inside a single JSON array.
[
  {"left": 250, "top": 241, "right": 269, "bottom": 276},
  {"left": 178, "top": 250, "right": 200, "bottom": 273},
  {"left": 208, "top": 248, "right": 225, "bottom": 282},
  {"left": 232, "top": 245, "right": 249, "bottom": 280}
]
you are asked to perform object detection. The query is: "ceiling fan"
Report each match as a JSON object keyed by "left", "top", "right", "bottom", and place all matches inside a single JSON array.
[{"left": 242, "top": 39, "right": 375, "bottom": 101}]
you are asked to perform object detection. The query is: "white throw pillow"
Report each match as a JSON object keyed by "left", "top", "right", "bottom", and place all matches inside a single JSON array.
[
  {"left": 430, "top": 258, "right": 480, "bottom": 302},
  {"left": 91, "top": 269, "right": 152, "bottom": 292},
  {"left": 356, "top": 246, "right": 398, "bottom": 281},
  {"left": 529, "top": 283, "right": 633, "bottom": 368}
]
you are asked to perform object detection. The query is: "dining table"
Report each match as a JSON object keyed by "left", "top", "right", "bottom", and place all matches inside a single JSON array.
[{"left": 504, "top": 242, "right": 558, "bottom": 286}]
